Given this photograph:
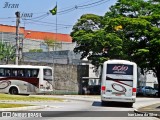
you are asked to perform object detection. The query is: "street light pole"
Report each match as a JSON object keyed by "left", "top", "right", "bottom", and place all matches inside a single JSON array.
[{"left": 15, "top": 11, "right": 20, "bottom": 65}]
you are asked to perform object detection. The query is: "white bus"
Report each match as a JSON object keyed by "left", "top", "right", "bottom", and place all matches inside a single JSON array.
[
  {"left": 101, "top": 60, "right": 137, "bottom": 107},
  {"left": 0, "top": 65, "right": 53, "bottom": 95}
]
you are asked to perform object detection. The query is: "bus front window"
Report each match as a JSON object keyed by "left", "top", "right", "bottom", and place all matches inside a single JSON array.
[{"left": 43, "top": 69, "right": 52, "bottom": 81}]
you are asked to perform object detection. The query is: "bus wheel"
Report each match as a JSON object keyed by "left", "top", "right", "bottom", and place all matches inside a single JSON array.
[{"left": 9, "top": 87, "right": 18, "bottom": 95}]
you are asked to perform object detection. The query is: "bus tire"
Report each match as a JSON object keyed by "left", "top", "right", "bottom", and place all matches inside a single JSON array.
[{"left": 9, "top": 87, "right": 18, "bottom": 95}]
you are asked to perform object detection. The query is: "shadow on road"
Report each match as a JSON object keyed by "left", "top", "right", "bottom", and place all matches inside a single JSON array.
[
  {"left": 92, "top": 101, "right": 133, "bottom": 108},
  {"left": 92, "top": 101, "right": 102, "bottom": 107}
]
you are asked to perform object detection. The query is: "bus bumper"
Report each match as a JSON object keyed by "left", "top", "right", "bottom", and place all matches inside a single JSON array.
[{"left": 101, "top": 95, "right": 136, "bottom": 103}]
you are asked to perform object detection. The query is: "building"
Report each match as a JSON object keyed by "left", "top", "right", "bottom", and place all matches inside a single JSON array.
[
  {"left": 0, "top": 24, "right": 24, "bottom": 45},
  {"left": 145, "top": 70, "right": 158, "bottom": 88},
  {"left": 23, "top": 30, "right": 76, "bottom": 52},
  {"left": 0, "top": 24, "right": 75, "bottom": 52},
  {"left": 138, "top": 69, "right": 158, "bottom": 88}
]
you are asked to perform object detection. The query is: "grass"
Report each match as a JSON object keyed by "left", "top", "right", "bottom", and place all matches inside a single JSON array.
[
  {"left": 0, "top": 93, "right": 63, "bottom": 101},
  {"left": 0, "top": 103, "right": 33, "bottom": 108}
]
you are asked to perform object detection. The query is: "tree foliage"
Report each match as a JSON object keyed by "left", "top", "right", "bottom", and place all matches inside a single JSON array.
[
  {"left": 44, "top": 37, "right": 62, "bottom": 51},
  {"left": 71, "top": 0, "right": 160, "bottom": 96},
  {"left": 71, "top": 14, "right": 123, "bottom": 66},
  {"left": 29, "top": 49, "right": 43, "bottom": 53},
  {"left": 0, "top": 42, "right": 15, "bottom": 64}
]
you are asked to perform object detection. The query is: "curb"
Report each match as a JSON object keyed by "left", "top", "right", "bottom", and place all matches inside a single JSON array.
[{"left": 51, "top": 95, "right": 100, "bottom": 102}]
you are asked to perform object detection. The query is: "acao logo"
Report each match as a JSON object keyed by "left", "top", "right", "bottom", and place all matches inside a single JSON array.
[{"left": 112, "top": 65, "right": 128, "bottom": 72}]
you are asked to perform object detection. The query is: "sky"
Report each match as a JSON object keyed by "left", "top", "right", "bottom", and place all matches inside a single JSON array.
[{"left": 0, "top": 0, "right": 117, "bottom": 34}]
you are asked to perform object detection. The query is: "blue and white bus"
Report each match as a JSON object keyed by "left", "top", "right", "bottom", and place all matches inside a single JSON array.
[{"left": 101, "top": 60, "right": 137, "bottom": 107}]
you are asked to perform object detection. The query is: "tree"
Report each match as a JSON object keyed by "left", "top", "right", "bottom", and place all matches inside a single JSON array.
[
  {"left": 104, "top": 0, "right": 160, "bottom": 96},
  {"left": 71, "top": 14, "right": 123, "bottom": 67},
  {"left": 0, "top": 42, "right": 15, "bottom": 64},
  {"left": 44, "top": 37, "right": 62, "bottom": 51},
  {"left": 29, "top": 49, "right": 43, "bottom": 52},
  {"left": 71, "top": 0, "right": 160, "bottom": 97}
]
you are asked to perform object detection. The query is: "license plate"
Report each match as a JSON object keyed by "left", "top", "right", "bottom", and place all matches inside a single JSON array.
[
  {"left": 115, "top": 93, "right": 122, "bottom": 96},
  {"left": 112, "top": 92, "right": 125, "bottom": 96}
]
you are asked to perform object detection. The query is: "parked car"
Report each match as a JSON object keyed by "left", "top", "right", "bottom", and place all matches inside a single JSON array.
[{"left": 137, "top": 86, "right": 158, "bottom": 96}]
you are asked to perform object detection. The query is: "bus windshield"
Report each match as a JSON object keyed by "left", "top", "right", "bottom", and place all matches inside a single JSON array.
[
  {"left": 43, "top": 69, "right": 52, "bottom": 81},
  {"left": 106, "top": 64, "right": 133, "bottom": 80}
]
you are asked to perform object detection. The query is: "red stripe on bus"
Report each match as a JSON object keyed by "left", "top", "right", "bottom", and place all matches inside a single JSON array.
[
  {"left": 0, "top": 77, "right": 39, "bottom": 87},
  {"left": 113, "top": 80, "right": 132, "bottom": 87}
]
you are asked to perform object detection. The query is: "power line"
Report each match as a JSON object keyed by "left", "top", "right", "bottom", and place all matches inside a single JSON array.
[
  {"left": 44, "top": 26, "right": 71, "bottom": 32},
  {"left": 57, "top": 0, "right": 110, "bottom": 15},
  {"left": 21, "top": 20, "right": 69, "bottom": 29},
  {"left": 0, "top": 0, "right": 111, "bottom": 23},
  {"left": 20, "top": 0, "right": 111, "bottom": 28},
  {"left": 0, "top": 0, "right": 112, "bottom": 35},
  {"left": 25, "top": 19, "right": 73, "bottom": 27},
  {"left": 0, "top": 20, "right": 15, "bottom": 23},
  {"left": 0, "top": 17, "right": 16, "bottom": 19},
  {"left": 78, "top": 0, "right": 110, "bottom": 9},
  {"left": 78, "top": 0, "right": 108, "bottom": 8},
  {"left": 29, "top": 0, "right": 93, "bottom": 14},
  {"left": 22, "top": 0, "right": 110, "bottom": 16}
]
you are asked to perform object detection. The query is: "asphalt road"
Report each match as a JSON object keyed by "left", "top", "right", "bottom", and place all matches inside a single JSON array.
[{"left": 0, "top": 95, "right": 160, "bottom": 120}]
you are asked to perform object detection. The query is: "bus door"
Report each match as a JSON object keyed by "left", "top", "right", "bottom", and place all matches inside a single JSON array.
[{"left": 105, "top": 64, "right": 133, "bottom": 97}]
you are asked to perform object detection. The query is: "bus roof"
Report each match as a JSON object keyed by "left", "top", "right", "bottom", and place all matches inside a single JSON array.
[
  {"left": 104, "top": 59, "right": 136, "bottom": 65},
  {"left": 0, "top": 64, "right": 52, "bottom": 69}
]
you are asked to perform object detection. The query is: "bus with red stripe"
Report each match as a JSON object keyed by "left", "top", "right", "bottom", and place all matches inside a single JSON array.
[
  {"left": 101, "top": 60, "right": 137, "bottom": 107},
  {"left": 0, "top": 65, "right": 53, "bottom": 95}
]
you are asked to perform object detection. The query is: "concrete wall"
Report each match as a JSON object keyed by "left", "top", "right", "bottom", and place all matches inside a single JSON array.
[
  {"left": 23, "top": 50, "right": 82, "bottom": 64},
  {"left": 0, "top": 32, "right": 23, "bottom": 45},
  {"left": 23, "top": 39, "right": 76, "bottom": 52},
  {"left": 20, "top": 62, "right": 89, "bottom": 94},
  {"left": 23, "top": 39, "right": 42, "bottom": 52}
]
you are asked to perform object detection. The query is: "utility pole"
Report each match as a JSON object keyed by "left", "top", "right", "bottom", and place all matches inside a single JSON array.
[
  {"left": 15, "top": 11, "right": 20, "bottom": 65},
  {"left": 19, "top": 32, "right": 31, "bottom": 62}
]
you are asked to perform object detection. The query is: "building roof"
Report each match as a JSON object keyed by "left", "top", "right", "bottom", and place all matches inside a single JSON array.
[
  {"left": 24, "top": 30, "right": 72, "bottom": 42},
  {"left": 0, "top": 24, "right": 25, "bottom": 34},
  {"left": 0, "top": 24, "right": 72, "bottom": 43}
]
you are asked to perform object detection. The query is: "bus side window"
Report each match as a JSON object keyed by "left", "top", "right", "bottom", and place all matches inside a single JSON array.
[
  {"left": 12, "top": 69, "right": 18, "bottom": 76},
  {"left": 26, "top": 70, "right": 31, "bottom": 77},
  {"left": 5, "top": 69, "right": 11, "bottom": 76},
  {"left": 0, "top": 68, "right": 4, "bottom": 76},
  {"left": 17, "top": 69, "right": 25, "bottom": 77},
  {"left": 32, "top": 69, "right": 38, "bottom": 77}
]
